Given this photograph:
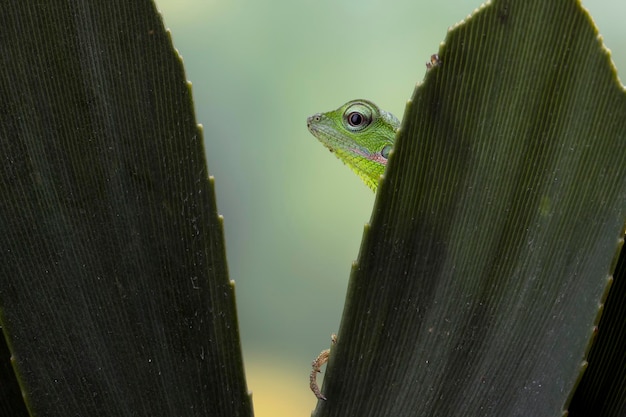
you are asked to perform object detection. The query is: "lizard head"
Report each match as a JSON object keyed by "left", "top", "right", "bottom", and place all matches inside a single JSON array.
[{"left": 307, "top": 99, "right": 399, "bottom": 191}]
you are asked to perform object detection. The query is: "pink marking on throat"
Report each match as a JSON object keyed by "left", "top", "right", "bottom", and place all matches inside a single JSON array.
[{"left": 351, "top": 147, "right": 387, "bottom": 165}]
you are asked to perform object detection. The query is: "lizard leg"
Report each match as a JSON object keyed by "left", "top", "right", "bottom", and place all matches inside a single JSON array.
[{"left": 310, "top": 334, "right": 337, "bottom": 401}]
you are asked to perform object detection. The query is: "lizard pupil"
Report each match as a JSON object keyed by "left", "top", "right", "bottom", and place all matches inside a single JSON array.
[{"left": 348, "top": 112, "right": 364, "bottom": 126}]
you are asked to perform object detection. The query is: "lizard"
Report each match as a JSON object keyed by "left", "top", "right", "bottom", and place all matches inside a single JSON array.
[
  {"left": 305, "top": 100, "right": 398, "bottom": 401},
  {"left": 305, "top": 54, "right": 441, "bottom": 401},
  {"left": 306, "top": 99, "right": 400, "bottom": 192},
  {"left": 305, "top": 54, "right": 440, "bottom": 192}
]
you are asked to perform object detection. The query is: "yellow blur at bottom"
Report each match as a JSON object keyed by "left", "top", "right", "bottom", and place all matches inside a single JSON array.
[{"left": 246, "top": 353, "right": 319, "bottom": 417}]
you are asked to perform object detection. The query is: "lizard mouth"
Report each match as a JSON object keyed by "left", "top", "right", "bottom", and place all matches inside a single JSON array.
[
  {"left": 308, "top": 122, "right": 378, "bottom": 160},
  {"left": 307, "top": 115, "right": 383, "bottom": 164}
]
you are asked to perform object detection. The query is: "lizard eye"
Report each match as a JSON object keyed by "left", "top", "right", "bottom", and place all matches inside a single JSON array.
[
  {"left": 347, "top": 112, "right": 364, "bottom": 126},
  {"left": 343, "top": 101, "right": 374, "bottom": 131},
  {"left": 345, "top": 111, "right": 372, "bottom": 131},
  {"left": 381, "top": 145, "right": 392, "bottom": 159}
]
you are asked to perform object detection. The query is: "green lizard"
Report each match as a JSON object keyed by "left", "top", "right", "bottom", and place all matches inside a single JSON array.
[
  {"left": 306, "top": 99, "right": 400, "bottom": 191},
  {"left": 305, "top": 100, "right": 399, "bottom": 400},
  {"left": 305, "top": 56, "right": 440, "bottom": 402}
]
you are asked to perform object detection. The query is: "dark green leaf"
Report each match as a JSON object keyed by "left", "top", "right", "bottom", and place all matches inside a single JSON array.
[
  {"left": 569, "top": 237, "right": 626, "bottom": 417},
  {"left": 313, "top": 0, "right": 626, "bottom": 416},
  {"left": 0, "top": 1, "right": 252, "bottom": 416}
]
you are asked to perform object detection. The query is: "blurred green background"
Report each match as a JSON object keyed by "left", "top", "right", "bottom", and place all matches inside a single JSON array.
[{"left": 153, "top": 0, "right": 624, "bottom": 415}]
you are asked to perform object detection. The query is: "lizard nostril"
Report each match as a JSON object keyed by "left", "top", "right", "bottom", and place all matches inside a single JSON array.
[{"left": 307, "top": 114, "right": 322, "bottom": 127}]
